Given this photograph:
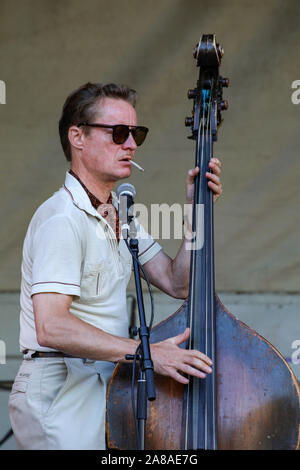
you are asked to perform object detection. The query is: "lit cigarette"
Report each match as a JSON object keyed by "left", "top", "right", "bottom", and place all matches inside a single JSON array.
[{"left": 130, "top": 160, "right": 144, "bottom": 172}]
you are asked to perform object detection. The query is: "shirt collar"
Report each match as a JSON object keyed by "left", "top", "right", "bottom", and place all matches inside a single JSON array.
[
  {"left": 68, "top": 169, "right": 112, "bottom": 209},
  {"left": 63, "top": 171, "right": 118, "bottom": 217}
]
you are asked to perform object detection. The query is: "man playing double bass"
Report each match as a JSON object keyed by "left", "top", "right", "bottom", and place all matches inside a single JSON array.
[{"left": 9, "top": 82, "right": 223, "bottom": 450}]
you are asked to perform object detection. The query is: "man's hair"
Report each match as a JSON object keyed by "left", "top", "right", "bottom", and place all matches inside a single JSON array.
[{"left": 58, "top": 82, "right": 137, "bottom": 161}]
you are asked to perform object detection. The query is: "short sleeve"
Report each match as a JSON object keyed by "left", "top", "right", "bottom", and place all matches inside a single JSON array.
[
  {"left": 31, "top": 215, "right": 82, "bottom": 296},
  {"left": 135, "top": 220, "right": 162, "bottom": 265}
]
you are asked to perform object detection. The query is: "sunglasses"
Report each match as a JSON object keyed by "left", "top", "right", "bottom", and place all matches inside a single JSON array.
[{"left": 78, "top": 122, "right": 149, "bottom": 146}]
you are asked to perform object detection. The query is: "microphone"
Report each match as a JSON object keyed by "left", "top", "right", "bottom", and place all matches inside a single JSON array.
[{"left": 116, "top": 183, "right": 137, "bottom": 239}]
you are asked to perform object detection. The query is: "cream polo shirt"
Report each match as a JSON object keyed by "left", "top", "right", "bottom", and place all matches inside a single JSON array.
[{"left": 19, "top": 171, "right": 162, "bottom": 353}]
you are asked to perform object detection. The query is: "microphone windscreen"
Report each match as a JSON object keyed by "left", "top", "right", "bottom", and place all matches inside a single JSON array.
[{"left": 116, "top": 183, "right": 136, "bottom": 200}]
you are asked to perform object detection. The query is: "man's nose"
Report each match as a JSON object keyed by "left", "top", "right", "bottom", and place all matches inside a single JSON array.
[{"left": 122, "top": 132, "right": 137, "bottom": 150}]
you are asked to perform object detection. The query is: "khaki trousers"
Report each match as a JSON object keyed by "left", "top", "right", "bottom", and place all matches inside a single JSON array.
[{"left": 8, "top": 356, "right": 115, "bottom": 450}]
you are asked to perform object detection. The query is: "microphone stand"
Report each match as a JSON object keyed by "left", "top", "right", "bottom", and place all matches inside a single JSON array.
[{"left": 122, "top": 207, "right": 156, "bottom": 451}]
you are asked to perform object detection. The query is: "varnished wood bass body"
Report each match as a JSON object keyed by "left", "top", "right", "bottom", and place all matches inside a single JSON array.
[{"left": 106, "top": 296, "right": 300, "bottom": 450}]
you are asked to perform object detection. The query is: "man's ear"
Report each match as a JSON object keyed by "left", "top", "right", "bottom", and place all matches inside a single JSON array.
[{"left": 68, "top": 125, "right": 85, "bottom": 152}]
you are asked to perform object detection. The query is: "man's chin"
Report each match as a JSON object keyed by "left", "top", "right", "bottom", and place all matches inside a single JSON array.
[{"left": 115, "top": 168, "right": 131, "bottom": 180}]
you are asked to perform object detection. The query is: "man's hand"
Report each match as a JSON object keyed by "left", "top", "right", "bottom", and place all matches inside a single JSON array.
[
  {"left": 186, "top": 157, "right": 222, "bottom": 203},
  {"left": 150, "top": 327, "right": 213, "bottom": 384}
]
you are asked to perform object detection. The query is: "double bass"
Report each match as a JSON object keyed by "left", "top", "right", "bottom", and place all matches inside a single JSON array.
[{"left": 106, "top": 34, "right": 300, "bottom": 450}]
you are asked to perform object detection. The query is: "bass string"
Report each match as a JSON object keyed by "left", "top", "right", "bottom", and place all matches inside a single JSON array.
[
  {"left": 184, "top": 98, "right": 205, "bottom": 449},
  {"left": 204, "top": 90, "right": 209, "bottom": 449},
  {"left": 204, "top": 85, "right": 215, "bottom": 449},
  {"left": 205, "top": 79, "right": 217, "bottom": 449},
  {"left": 198, "top": 88, "right": 214, "bottom": 449},
  {"left": 211, "top": 79, "right": 219, "bottom": 449}
]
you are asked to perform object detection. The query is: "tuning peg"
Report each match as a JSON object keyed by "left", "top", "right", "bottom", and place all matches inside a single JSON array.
[
  {"left": 217, "top": 117, "right": 224, "bottom": 127},
  {"left": 187, "top": 88, "right": 197, "bottom": 99},
  {"left": 220, "top": 77, "right": 229, "bottom": 88},
  {"left": 216, "top": 43, "right": 224, "bottom": 59},
  {"left": 185, "top": 117, "right": 194, "bottom": 127},
  {"left": 193, "top": 43, "right": 199, "bottom": 59},
  {"left": 219, "top": 100, "right": 229, "bottom": 111}
]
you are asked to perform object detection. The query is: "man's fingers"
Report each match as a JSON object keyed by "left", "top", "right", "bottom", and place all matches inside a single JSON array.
[
  {"left": 209, "top": 158, "right": 221, "bottom": 176},
  {"left": 170, "top": 327, "right": 190, "bottom": 346},
  {"left": 190, "top": 166, "right": 200, "bottom": 175},
  {"left": 206, "top": 159, "right": 222, "bottom": 202},
  {"left": 208, "top": 180, "right": 223, "bottom": 194},
  {"left": 186, "top": 355, "right": 213, "bottom": 373},
  {"left": 179, "top": 363, "right": 209, "bottom": 379},
  {"left": 187, "top": 160, "right": 221, "bottom": 183},
  {"left": 210, "top": 157, "right": 222, "bottom": 168},
  {"left": 168, "top": 328, "right": 213, "bottom": 367},
  {"left": 152, "top": 327, "right": 214, "bottom": 385},
  {"left": 185, "top": 350, "right": 213, "bottom": 368},
  {"left": 164, "top": 359, "right": 212, "bottom": 385},
  {"left": 186, "top": 167, "right": 199, "bottom": 182},
  {"left": 206, "top": 172, "right": 220, "bottom": 185},
  {"left": 166, "top": 369, "right": 190, "bottom": 385}
]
